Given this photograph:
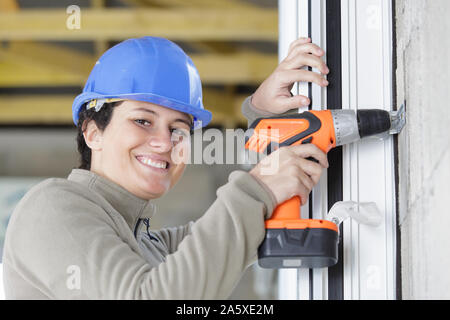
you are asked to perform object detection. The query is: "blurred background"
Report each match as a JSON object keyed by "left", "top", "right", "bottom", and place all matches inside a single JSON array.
[{"left": 0, "top": 0, "right": 279, "bottom": 299}]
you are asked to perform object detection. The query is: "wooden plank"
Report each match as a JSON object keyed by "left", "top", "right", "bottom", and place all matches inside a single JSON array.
[
  {"left": 0, "top": 0, "right": 18, "bottom": 12},
  {"left": 0, "top": 91, "right": 249, "bottom": 126},
  {"left": 0, "top": 42, "right": 277, "bottom": 86},
  {"left": 0, "top": 95, "right": 74, "bottom": 123},
  {"left": 140, "top": 0, "right": 262, "bottom": 10},
  {"left": 0, "top": 8, "right": 278, "bottom": 41},
  {"left": 0, "top": 42, "right": 92, "bottom": 87}
]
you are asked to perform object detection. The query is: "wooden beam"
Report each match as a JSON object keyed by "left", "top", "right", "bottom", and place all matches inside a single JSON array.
[
  {"left": 0, "top": 42, "right": 277, "bottom": 87},
  {"left": 0, "top": 95, "right": 74, "bottom": 124},
  {"left": 189, "top": 41, "right": 238, "bottom": 54},
  {"left": 195, "top": 52, "right": 277, "bottom": 84},
  {"left": 0, "top": 42, "right": 93, "bottom": 87},
  {"left": 91, "top": 0, "right": 108, "bottom": 57},
  {"left": 0, "top": 91, "right": 249, "bottom": 126},
  {"left": 141, "top": 0, "right": 261, "bottom": 10},
  {"left": 91, "top": 0, "right": 106, "bottom": 7},
  {"left": 0, "top": 0, "right": 18, "bottom": 12},
  {"left": 0, "top": 8, "right": 277, "bottom": 41}
]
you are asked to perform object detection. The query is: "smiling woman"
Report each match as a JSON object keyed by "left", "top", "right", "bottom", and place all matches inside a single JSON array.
[
  {"left": 1, "top": 36, "right": 277, "bottom": 300},
  {"left": 1, "top": 36, "right": 330, "bottom": 300}
]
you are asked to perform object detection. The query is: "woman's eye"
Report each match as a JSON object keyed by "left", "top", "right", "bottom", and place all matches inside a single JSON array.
[{"left": 135, "top": 119, "right": 151, "bottom": 126}]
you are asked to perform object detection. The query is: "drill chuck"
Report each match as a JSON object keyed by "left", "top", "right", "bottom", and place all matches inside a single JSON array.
[
  {"left": 331, "top": 109, "right": 393, "bottom": 146},
  {"left": 357, "top": 109, "right": 391, "bottom": 138}
]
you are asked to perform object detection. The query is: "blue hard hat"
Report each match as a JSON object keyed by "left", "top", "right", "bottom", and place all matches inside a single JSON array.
[{"left": 72, "top": 36, "right": 212, "bottom": 129}]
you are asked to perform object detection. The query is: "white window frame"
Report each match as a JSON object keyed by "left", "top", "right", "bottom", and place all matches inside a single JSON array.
[
  {"left": 341, "top": 0, "right": 397, "bottom": 300},
  {"left": 277, "top": 0, "right": 397, "bottom": 300}
]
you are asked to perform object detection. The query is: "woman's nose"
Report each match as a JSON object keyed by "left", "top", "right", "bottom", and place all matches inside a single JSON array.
[{"left": 148, "top": 129, "right": 173, "bottom": 153}]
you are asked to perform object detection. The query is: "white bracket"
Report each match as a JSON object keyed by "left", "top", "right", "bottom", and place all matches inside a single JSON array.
[{"left": 328, "top": 201, "right": 382, "bottom": 227}]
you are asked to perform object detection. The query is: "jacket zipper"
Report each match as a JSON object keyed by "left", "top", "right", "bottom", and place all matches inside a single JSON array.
[{"left": 134, "top": 218, "right": 159, "bottom": 242}]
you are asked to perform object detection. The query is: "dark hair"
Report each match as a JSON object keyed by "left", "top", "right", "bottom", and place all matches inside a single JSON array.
[{"left": 76, "top": 102, "right": 118, "bottom": 170}]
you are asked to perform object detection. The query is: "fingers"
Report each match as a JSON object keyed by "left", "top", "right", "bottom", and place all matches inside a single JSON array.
[
  {"left": 249, "top": 144, "right": 328, "bottom": 206},
  {"left": 283, "top": 165, "right": 313, "bottom": 206},
  {"left": 287, "top": 38, "right": 324, "bottom": 57},
  {"left": 281, "top": 69, "right": 329, "bottom": 88},
  {"left": 285, "top": 154, "right": 324, "bottom": 186},
  {"left": 282, "top": 53, "right": 330, "bottom": 75},
  {"left": 287, "top": 41, "right": 326, "bottom": 61},
  {"left": 278, "top": 95, "right": 311, "bottom": 110},
  {"left": 297, "top": 169, "right": 315, "bottom": 194},
  {"left": 288, "top": 37, "right": 312, "bottom": 52},
  {"left": 295, "top": 182, "right": 310, "bottom": 206},
  {"left": 289, "top": 151, "right": 326, "bottom": 205},
  {"left": 286, "top": 37, "right": 325, "bottom": 60},
  {"left": 297, "top": 158, "right": 324, "bottom": 185},
  {"left": 289, "top": 144, "right": 329, "bottom": 169},
  {"left": 283, "top": 38, "right": 329, "bottom": 78}
]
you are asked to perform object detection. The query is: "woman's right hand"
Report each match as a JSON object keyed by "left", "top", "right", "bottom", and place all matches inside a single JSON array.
[{"left": 249, "top": 144, "right": 329, "bottom": 207}]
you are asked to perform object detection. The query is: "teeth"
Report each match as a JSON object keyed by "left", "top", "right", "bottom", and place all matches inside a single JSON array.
[{"left": 139, "top": 157, "right": 168, "bottom": 169}]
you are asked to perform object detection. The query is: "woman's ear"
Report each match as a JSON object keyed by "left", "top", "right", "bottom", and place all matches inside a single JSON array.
[{"left": 83, "top": 120, "right": 103, "bottom": 151}]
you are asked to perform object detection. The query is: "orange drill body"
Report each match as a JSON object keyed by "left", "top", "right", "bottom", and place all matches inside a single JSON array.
[{"left": 246, "top": 110, "right": 339, "bottom": 234}]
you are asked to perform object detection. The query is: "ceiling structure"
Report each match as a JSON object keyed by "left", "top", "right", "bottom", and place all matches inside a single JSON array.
[{"left": 0, "top": 0, "right": 278, "bottom": 128}]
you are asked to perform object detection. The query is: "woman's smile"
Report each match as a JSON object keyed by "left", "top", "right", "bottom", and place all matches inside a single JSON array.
[{"left": 135, "top": 154, "right": 171, "bottom": 172}]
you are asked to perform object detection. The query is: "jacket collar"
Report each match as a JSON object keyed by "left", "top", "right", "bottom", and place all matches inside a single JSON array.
[{"left": 67, "top": 169, "right": 155, "bottom": 230}]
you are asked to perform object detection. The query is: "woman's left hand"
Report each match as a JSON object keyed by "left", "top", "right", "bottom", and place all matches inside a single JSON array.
[{"left": 251, "top": 37, "right": 330, "bottom": 114}]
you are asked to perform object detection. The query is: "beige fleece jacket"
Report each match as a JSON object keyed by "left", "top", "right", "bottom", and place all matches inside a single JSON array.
[{"left": 2, "top": 167, "right": 276, "bottom": 300}]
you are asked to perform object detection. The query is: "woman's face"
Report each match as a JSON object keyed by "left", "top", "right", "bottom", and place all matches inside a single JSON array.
[{"left": 88, "top": 100, "right": 192, "bottom": 200}]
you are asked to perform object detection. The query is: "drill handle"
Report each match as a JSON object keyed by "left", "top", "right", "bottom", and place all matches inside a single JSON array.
[
  {"left": 265, "top": 196, "right": 338, "bottom": 232},
  {"left": 270, "top": 197, "right": 302, "bottom": 221}
]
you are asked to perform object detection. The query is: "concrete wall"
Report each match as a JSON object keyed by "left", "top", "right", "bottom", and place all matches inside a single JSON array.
[{"left": 396, "top": 0, "right": 450, "bottom": 299}]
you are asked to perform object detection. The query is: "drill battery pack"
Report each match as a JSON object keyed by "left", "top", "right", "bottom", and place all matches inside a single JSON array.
[{"left": 258, "top": 226, "right": 339, "bottom": 269}]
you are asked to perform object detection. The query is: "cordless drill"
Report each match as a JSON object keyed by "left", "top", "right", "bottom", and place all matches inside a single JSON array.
[{"left": 245, "top": 107, "right": 405, "bottom": 269}]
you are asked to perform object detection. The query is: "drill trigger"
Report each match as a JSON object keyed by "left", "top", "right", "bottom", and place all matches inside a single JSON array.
[{"left": 302, "top": 136, "right": 313, "bottom": 144}]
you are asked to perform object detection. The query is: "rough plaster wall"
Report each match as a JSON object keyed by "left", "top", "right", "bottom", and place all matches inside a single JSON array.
[{"left": 396, "top": 0, "right": 450, "bottom": 299}]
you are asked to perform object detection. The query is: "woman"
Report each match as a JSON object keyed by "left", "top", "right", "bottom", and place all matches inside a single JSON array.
[{"left": 2, "top": 36, "right": 329, "bottom": 299}]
